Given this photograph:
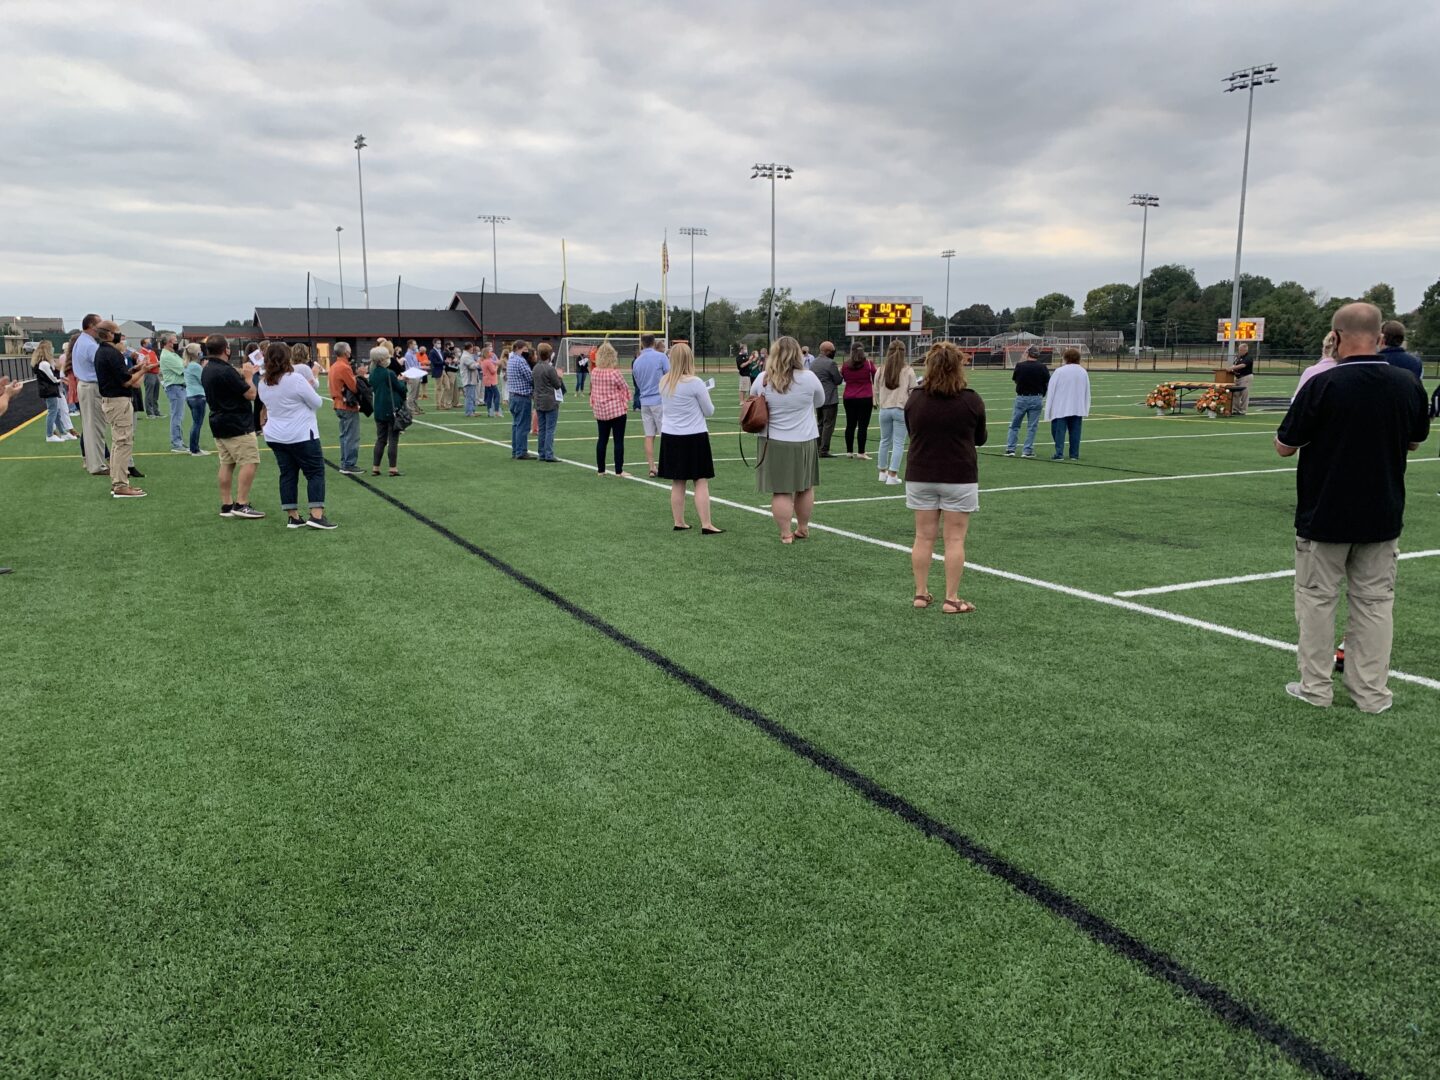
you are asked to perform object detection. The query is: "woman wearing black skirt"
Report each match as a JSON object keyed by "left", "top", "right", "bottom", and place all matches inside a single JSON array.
[{"left": 657, "top": 343, "right": 723, "bottom": 534}]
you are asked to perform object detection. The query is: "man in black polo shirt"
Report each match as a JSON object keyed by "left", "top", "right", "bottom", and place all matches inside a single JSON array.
[
  {"left": 94, "top": 321, "right": 148, "bottom": 498},
  {"left": 1227, "top": 342, "right": 1254, "bottom": 415},
  {"left": 1006, "top": 344, "right": 1051, "bottom": 457},
  {"left": 200, "top": 334, "right": 266, "bottom": 520},
  {"left": 1275, "top": 302, "right": 1429, "bottom": 714}
]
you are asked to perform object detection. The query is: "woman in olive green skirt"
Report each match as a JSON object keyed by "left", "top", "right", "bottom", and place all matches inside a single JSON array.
[{"left": 749, "top": 336, "right": 827, "bottom": 543}]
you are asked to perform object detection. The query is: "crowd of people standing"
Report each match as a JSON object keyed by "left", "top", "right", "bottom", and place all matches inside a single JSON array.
[{"left": 18, "top": 307, "right": 1435, "bottom": 717}]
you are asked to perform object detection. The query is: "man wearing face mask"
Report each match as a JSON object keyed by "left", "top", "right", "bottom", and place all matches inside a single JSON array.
[{"left": 506, "top": 341, "right": 536, "bottom": 459}]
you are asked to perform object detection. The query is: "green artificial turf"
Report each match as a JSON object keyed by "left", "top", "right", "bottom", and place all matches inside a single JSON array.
[{"left": 1, "top": 369, "right": 1437, "bottom": 1078}]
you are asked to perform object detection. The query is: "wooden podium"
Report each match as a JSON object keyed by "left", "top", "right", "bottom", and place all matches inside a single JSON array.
[{"left": 1213, "top": 369, "right": 1236, "bottom": 385}]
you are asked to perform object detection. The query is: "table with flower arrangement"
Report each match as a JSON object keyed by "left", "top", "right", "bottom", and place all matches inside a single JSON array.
[{"left": 1145, "top": 382, "right": 1233, "bottom": 417}]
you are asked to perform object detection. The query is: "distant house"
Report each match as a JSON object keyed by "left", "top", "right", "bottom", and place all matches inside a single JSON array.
[
  {"left": 1, "top": 316, "right": 67, "bottom": 336},
  {"left": 117, "top": 320, "right": 157, "bottom": 345}
]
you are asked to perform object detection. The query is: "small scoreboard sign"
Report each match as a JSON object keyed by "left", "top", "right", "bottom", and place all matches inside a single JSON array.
[
  {"left": 846, "top": 296, "right": 924, "bottom": 335},
  {"left": 1217, "top": 318, "right": 1266, "bottom": 342}
]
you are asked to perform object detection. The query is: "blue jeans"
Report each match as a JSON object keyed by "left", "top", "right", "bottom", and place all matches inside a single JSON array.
[
  {"left": 336, "top": 408, "right": 360, "bottom": 471},
  {"left": 877, "top": 407, "right": 907, "bottom": 473},
  {"left": 187, "top": 396, "right": 207, "bottom": 453},
  {"left": 463, "top": 384, "right": 477, "bottom": 416},
  {"left": 575, "top": 369, "right": 588, "bottom": 393},
  {"left": 165, "top": 384, "right": 187, "bottom": 447},
  {"left": 1007, "top": 395, "right": 1044, "bottom": 453},
  {"left": 44, "top": 396, "right": 68, "bottom": 437},
  {"left": 510, "top": 396, "right": 532, "bottom": 456},
  {"left": 484, "top": 385, "right": 500, "bottom": 414},
  {"left": 1051, "top": 416, "right": 1082, "bottom": 459},
  {"left": 269, "top": 437, "right": 326, "bottom": 511},
  {"left": 537, "top": 408, "right": 559, "bottom": 460}
]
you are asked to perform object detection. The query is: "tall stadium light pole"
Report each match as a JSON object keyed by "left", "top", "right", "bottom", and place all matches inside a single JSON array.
[
  {"left": 353, "top": 135, "right": 370, "bottom": 309},
  {"left": 751, "top": 163, "right": 793, "bottom": 342},
  {"left": 678, "top": 227, "right": 706, "bottom": 347},
  {"left": 940, "top": 249, "right": 955, "bottom": 340},
  {"left": 335, "top": 226, "right": 346, "bottom": 308},
  {"left": 477, "top": 215, "right": 509, "bottom": 291},
  {"left": 1222, "top": 63, "right": 1277, "bottom": 362},
  {"left": 1129, "top": 195, "right": 1158, "bottom": 357}
]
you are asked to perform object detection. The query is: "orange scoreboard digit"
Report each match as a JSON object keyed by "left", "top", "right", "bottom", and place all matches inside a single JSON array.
[
  {"left": 1216, "top": 318, "right": 1266, "bottom": 342},
  {"left": 846, "top": 295, "right": 924, "bottom": 336}
]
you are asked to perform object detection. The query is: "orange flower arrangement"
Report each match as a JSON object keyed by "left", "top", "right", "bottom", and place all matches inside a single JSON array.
[
  {"left": 1194, "top": 386, "right": 1232, "bottom": 415},
  {"left": 1146, "top": 384, "right": 1178, "bottom": 412}
]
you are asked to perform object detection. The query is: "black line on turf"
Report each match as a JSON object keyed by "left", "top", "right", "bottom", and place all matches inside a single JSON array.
[
  {"left": 976, "top": 449, "right": 1167, "bottom": 478},
  {"left": 326, "top": 458, "right": 1369, "bottom": 1080}
]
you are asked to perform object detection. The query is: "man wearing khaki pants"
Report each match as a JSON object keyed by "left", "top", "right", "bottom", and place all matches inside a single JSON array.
[
  {"left": 1275, "top": 302, "right": 1430, "bottom": 714},
  {"left": 92, "top": 321, "right": 148, "bottom": 498}
]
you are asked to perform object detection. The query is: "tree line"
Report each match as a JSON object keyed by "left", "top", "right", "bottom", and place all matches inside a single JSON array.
[{"left": 561, "top": 267, "right": 1440, "bottom": 357}]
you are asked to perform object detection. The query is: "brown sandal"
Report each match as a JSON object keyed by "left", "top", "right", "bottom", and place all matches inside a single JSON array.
[
  {"left": 942, "top": 598, "right": 976, "bottom": 614},
  {"left": 913, "top": 593, "right": 933, "bottom": 609}
]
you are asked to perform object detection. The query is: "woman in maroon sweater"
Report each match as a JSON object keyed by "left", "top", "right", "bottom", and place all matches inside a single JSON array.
[{"left": 903, "top": 341, "right": 987, "bottom": 613}]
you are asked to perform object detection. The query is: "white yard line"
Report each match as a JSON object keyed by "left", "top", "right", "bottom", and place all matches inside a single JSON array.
[
  {"left": 414, "top": 420, "right": 1440, "bottom": 694},
  {"left": 1116, "top": 550, "right": 1440, "bottom": 598},
  {"left": 813, "top": 466, "right": 1299, "bottom": 505}
]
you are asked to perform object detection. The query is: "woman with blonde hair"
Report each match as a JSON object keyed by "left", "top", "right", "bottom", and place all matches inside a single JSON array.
[
  {"left": 588, "top": 342, "right": 631, "bottom": 476},
  {"left": 873, "top": 339, "right": 915, "bottom": 484},
  {"left": 1293, "top": 330, "right": 1339, "bottom": 399},
  {"left": 749, "top": 336, "right": 824, "bottom": 542},
  {"left": 32, "top": 341, "right": 76, "bottom": 442},
  {"left": 903, "top": 341, "right": 987, "bottom": 613},
  {"left": 657, "top": 342, "right": 722, "bottom": 533}
]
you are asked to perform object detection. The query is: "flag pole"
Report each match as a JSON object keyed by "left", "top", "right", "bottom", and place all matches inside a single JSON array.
[{"left": 661, "top": 229, "right": 669, "bottom": 347}]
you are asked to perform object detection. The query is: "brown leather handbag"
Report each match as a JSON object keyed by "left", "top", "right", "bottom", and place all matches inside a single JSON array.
[{"left": 740, "top": 393, "right": 768, "bottom": 433}]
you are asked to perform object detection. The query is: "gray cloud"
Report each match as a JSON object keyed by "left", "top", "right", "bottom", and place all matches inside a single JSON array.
[{"left": 5, "top": 0, "right": 1438, "bottom": 327}]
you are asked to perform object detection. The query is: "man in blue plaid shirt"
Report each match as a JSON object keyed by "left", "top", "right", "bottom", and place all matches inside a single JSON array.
[{"left": 506, "top": 342, "right": 536, "bottom": 459}]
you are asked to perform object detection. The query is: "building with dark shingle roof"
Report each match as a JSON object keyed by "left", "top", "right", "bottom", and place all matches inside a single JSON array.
[{"left": 449, "top": 292, "right": 563, "bottom": 341}]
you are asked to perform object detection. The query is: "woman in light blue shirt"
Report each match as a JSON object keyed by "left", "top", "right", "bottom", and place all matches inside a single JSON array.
[{"left": 182, "top": 344, "right": 209, "bottom": 456}]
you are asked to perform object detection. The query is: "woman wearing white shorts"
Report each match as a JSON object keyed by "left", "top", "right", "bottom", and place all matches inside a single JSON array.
[{"left": 902, "top": 341, "right": 988, "bottom": 614}]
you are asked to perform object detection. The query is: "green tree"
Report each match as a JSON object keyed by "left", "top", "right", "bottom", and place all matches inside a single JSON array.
[
  {"left": 224, "top": 319, "right": 245, "bottom": 327},
  {"left": 1361, "top": 282, "right": 1397, "bottom": 319},
  {"left": 1409, "top": 278, "right": 1440, "bottom": 355},
  {"left": 1083, "top": 283, "right": 1136, "bottom": 328},
  {"left": 1033, "top": 292, "right": 1075, "bottom": 325},
  {"left": 1249, "top": 281, "right": 1324, "bottom": 353},
  {"left": 951, "top": 303, "right": 998, "bottom": 336},
  {"left": 1010, "top": 306, "right": 1036, "bottom": 331},
  {"left": 1141, "top": 265, "right": 1201, "bottom": 336}
]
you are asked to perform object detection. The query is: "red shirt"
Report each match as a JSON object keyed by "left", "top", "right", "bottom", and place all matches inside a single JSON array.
[
  {"left": 841, "top": 360, "right": 876, "bottom": 399},
  {"left": 589, "top": 367, "right": 631, "bottom": 421},
  {"left": 481, "top": 356, "right": 498, "bottom": 387}
]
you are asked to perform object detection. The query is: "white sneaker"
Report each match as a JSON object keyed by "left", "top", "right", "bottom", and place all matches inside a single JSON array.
[
  {"left": 46, "top": 435, "right": 65, "bottom": 443},
  {"left": 878, "top": 470, "right": 887, "bottom": 483},
  {"left": 1284, "top": 682, "right": 1330, "bottom": 708},
  {"left": 885, "top": 475, "right": 902, "bottom": 485}
]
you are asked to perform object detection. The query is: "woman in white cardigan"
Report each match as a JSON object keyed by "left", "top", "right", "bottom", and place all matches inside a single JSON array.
[
  {"left": 257, "top": 342, "right": 338, "bottom": 529},
  {"left": 1042, "top": 347, "right": 1091, "bottom": 461}
]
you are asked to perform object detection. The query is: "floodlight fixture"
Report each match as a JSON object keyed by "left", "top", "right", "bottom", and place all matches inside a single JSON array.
[
  {"left": 1221, "top": 64, "right": 1278, "bottom": 361},
  {"left": 750, "top": 165, "right": 794, "bottom": 340},
  {"left": 477, "top": 215, "right": 511, "bottom": 291}
]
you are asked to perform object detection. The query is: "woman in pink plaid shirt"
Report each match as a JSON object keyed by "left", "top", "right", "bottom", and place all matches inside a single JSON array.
[{"left": 588, "top": 342, "right": 632, "bottom": 476}]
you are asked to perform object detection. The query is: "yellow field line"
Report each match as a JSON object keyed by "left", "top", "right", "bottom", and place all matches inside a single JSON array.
[{"left": 0, "top": 412, "right": 45, "bottom": 443}]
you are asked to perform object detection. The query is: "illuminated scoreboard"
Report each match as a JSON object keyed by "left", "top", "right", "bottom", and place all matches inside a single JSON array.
[
  {"left": 1217, "top": 318, "right": 1266, "bottom": 342},
  {"left": 846, "top": 295, "right": 924, "bottom": 336}
]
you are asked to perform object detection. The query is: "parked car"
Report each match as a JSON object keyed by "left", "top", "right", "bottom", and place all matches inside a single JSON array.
[{"left": 22, "top": 341, "right": 39, "bottom": 353}]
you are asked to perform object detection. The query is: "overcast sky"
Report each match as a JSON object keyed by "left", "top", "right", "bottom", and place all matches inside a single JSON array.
[{"left": 5, "top": 0, "right": 1438, "bottom": 328}]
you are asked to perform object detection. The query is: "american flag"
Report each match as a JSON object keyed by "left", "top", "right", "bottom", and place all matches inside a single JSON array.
[{"left": 661, "top": 239, "right": 669, "bottom": 274}]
